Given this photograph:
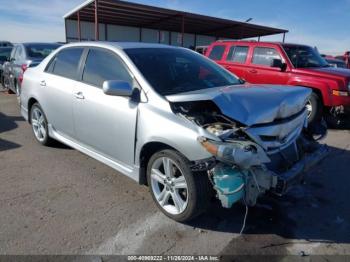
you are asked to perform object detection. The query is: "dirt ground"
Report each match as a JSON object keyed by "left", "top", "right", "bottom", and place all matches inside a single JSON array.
[{"left": 0, "top": 88, "right": 350, "bottom": 258}]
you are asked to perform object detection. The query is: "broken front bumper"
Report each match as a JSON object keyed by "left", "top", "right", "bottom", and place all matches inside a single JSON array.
[
  {"left": 199, "top": 136, "right": 329, "bottom": 208},
  {"left": 273, "top": 144, "right": 329, "bottom": 195}
]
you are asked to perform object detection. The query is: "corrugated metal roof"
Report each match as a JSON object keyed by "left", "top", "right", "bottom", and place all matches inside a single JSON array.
[{"left": 64, "top": 0, "right": 288, "bottom": 39}]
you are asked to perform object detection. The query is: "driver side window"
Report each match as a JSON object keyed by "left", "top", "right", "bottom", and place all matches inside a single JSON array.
[
  {"left": 82, "top": 48, "right": 132, "bottom": 88},
  {"left": 252, "top": 47, "right": 282, "bottom": 67}
]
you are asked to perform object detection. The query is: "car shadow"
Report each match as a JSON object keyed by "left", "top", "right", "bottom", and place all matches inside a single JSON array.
[
  {"left": 0, "top": 112, "right": 24, "bottom": 133},
  {"left": 0, "top": 112, "right": 23, "bottom": 151},
  {"left": 188, "top": 145, "right": 350, "bottom": 246}
]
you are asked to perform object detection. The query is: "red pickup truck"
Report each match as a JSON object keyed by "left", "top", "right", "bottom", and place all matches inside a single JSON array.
[{"left": 205, "top": 41, "right": 350, "bottom": 125}]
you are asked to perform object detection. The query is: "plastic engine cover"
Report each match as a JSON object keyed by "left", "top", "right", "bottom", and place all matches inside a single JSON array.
[{"left": 212, "top": 164, "right": 245, "bottom": 208}]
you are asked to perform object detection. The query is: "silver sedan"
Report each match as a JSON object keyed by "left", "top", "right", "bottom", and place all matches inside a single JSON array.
[{"left": 20, "top": 42, "right": 327, "bottom": 222}]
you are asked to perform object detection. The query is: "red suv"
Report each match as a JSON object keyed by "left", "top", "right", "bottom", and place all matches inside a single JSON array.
[{"left": 206, "top": 41, "right": 350, "bottom": 125}]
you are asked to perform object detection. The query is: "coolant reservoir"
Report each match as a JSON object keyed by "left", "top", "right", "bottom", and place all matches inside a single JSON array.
[{"left": 212, "top": 164, "right": 245, "bottom": 208}]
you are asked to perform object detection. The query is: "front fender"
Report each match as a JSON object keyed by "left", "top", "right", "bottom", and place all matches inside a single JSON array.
[
  {"left": 287, "top": 79, "right": 333, "bottom": 106},
  {"left": 135, "top": 103, "right": 212, "bottom": 166}
]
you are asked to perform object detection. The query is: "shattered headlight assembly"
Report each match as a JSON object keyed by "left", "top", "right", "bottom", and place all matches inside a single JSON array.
[
  {"left": 197, "top": 136, "right": 270, "bottom": 169},
  {"left": 197, "top": 136, "right": 272, "bottom": 209}
]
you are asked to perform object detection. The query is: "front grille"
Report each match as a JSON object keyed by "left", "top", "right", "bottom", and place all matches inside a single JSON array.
[
  {"left": 244, "top": 109, "right": 307, "bottom": 153},
  {"left": 265, "top": 142, "right": 300, "bottom": 174}
]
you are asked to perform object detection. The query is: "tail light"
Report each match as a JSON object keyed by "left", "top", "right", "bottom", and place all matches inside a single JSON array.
[{"left": 19, "top": 64, "right": 28, "bottom": 85}]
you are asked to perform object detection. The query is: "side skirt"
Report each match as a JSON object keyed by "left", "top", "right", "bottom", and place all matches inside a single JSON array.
[{"left": 48, "top": 124, "right": 140, "bottom": 182}]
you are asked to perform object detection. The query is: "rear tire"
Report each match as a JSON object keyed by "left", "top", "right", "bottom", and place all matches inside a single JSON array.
[
  {"left": 147, "top": 149, "right": 211, "bottom": 222},
  {"left": 306, "top": 92, "right": 323, "bottom": 126},
  {"left": 30, "top": 103, "right": 54, "bottom": 146}
]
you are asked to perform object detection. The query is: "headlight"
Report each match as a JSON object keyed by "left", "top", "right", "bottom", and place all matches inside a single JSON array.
[{"left": 197, "top": 136, "right": 270, "bottom": 169}]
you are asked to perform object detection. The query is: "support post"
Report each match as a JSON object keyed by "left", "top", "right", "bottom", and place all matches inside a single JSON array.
[
  {"left": 105, "top": 23, "right": 108, "bottom": 41},
  {"left": 95, "top": 0, "right": 99, "bottom": 41},
  {"left": 258, "top": 36, "right": 260, "bottom": 42},
  {"left": 282, "top": 32, "right": 286, "bottom": 43},
  {"left": 64, "top": 19, "right": 68, "bottom": 43},
  {"left": 181, "top": 15, "right": 185, "bottom": 47},
  {"left": 139, "top": 28, "right": 142, "bottom": 42},
  {"left": 77, "top": 11, "right": 81, "bottom": 41}
]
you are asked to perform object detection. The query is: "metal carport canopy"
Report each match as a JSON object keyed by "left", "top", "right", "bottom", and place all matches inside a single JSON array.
[{"left": 64, "top": 0, "right": 288, "bottom": 42}]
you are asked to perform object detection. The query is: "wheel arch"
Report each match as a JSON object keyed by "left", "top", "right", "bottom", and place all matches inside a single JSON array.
[
  {"left": 27, "top": 97, "right": 39, "bottom": 123},
  {"left": 138, "top": 141, "right": 178, "bottom": 185}
]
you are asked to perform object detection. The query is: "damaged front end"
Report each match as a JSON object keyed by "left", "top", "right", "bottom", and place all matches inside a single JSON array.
[{"left": 170, "top": 90, "right": 328, "bottom": 209}]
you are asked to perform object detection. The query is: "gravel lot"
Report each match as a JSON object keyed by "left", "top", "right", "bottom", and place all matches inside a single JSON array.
[{"left": 0, "top": 88, "right": 350, "bottom": 257}]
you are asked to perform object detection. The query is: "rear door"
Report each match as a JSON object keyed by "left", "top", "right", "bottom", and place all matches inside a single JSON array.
[
  {"left": 221, "top": 45, "right": 250, "bottom": 80},
  {"left": 245, "top": 45, "right": 289, "bottom": 84},
  {"left": 72, "top": 47, "right": 138, "bottom": 167},
  {"left": 41, "top": 47, "right": 84, "bottom": 138}
]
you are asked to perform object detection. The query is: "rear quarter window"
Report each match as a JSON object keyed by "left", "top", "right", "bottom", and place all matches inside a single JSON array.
[{"left": 208, "top": 45, "right": 226, "bottom": 61}]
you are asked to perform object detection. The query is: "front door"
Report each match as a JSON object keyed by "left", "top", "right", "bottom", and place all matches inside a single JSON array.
[
  {"left": 73, "top": 47, "right": 138, "bottom": 167},
  {"left": 245, "top": 46, "right": 289, "bottom": 85}
]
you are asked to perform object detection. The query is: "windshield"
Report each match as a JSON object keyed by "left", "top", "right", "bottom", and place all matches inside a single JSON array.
[
  {"left": 282, "top": 45, "right": 329, "bottom": 68},
  {"left": 125, "top": 48, "right": 240, "bottom": 96},
  {"left": 0, "top": 48, "right": 12, "bottom": 63},
  {"left": 25, "top": 44, "right": 61, "bottom": 59}
]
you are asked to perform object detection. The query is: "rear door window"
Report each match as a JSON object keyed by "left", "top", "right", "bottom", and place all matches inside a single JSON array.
[
  {"left": 82, "top": 48, "right": 132, "bottom": 88},
  {"left": 208, "top": 45, "right": 226, "bottom": 61},
  {"left": 226, "top": 46, "right": 249, "bottom": 63},
  {"left": 252, "top": 47, "right": 282, "bottom": 66},
  {"left": 50, "top": 48, "right": 84, "bottom": 80}
]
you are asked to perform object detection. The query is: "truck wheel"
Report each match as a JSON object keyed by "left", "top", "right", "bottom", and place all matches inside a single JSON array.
[
  {"left": 147, "top": 149, "right": 210, "bottom": 222},
  {"left": 306, "top": 92, "right": 323, "bottom": 125}
]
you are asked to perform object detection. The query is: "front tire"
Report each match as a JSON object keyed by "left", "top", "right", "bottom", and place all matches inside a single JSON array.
[
  {"left": 30, "top": 103, "right": 53, "bottom": 146},
  {"left": 147, "top": 149, "right": 210, "bottom": 222},
  {"left": 306, "top": 92, "right": 323, "bottom": 125}
]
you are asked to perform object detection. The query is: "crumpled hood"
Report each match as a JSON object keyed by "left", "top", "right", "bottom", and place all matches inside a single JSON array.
[{"left": 166, "top": 84, "right": 311, "bottom": 126}]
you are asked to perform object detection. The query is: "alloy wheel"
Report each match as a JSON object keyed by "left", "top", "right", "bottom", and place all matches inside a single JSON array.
[
  {"left": 31, "top": 107, "right": 47, "bottom": 142},
  {"left": 150, "top": 157, "right": 188, "bottom": 215},
  {"left": 306, "top": 99, "right": 313, "bottom": 118}
]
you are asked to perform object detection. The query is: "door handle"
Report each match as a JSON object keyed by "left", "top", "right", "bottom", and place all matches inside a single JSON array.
[
  {"left": 40, "top": 80, "right": 46, "bottom": 86},
  {"left": 74, "top": 91, "right": 85, "bottom": 100},
  {"left": 249, "top": 69, "right": 258, "bottom": 74}
]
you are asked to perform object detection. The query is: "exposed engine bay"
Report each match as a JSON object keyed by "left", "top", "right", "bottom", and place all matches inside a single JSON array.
[{"left": 171, "top": 100, "right": 329, "bottom": 208}]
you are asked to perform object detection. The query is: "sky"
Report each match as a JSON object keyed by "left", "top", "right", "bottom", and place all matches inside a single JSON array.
[{"left": 0, "top": 0, "right": 349, "bottom": 55}]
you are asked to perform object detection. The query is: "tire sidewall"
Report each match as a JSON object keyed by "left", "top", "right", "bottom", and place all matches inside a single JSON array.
[
  {"left": 307, "top": 92, "right": 322, "bottom": 125},
  {"left": 146, "top": 149, "right": 201, "bottom": 222}
]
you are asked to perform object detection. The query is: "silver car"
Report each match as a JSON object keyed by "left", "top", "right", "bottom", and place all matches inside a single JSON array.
[{"left": 20, "top": 42, "right": 328, "bottom": 222}]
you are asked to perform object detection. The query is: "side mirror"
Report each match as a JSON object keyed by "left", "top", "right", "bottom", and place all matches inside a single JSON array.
[
  {"left": 239, "top": 78, "right": 246, "bottom": 84},
  {"left": 103, "top": 80, "right": 133, "bottom": 97},
  {"left": 271, "top": 59, "right": 287, "bottom": 72}
]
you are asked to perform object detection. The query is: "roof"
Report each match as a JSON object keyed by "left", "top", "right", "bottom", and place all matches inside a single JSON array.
[
  {"left": 65, "top": 41, "right": 177, "bottom": 49},
  {"left": 215, "top": 40, "right": 307, "bottom": 46},
  {"left": 64, "top": 0, "right": 288, "bottom": 39}
]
